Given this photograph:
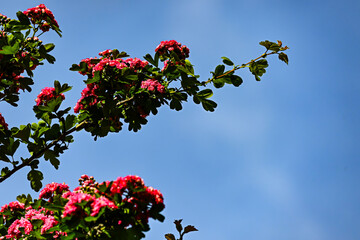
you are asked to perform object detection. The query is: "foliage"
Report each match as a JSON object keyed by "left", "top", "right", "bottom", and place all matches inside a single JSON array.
[{"left": 0, "top": 4, "right": 289, "bottom": 239}]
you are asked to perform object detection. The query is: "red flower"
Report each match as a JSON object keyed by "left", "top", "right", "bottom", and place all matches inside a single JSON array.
[
  {"left": 0, "top": 113, "right": 8, "bottom": 130},
  {"left": 23, "top": 4, "right": 59, "bottom": 32},
  {"left": 35, "top": 87, "right": 65, "bottom": 106}
]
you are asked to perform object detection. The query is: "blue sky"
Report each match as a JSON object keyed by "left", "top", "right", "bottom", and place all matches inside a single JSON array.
[{"left": 1, "top": 0, "right": 360, "bottom": 239}]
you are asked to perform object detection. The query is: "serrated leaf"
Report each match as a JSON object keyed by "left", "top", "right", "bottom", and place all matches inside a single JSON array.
[
  {"left": 184, "top": 225, "right": 198, "bottom": 234},
  {"left": 174, "top": 219, "right": 183, "bottom": 233},
  {"left": 27, "top": 169, "right": 43, "bottom": 191}
]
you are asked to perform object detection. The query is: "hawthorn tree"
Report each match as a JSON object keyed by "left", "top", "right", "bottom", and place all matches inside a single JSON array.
[{"left": 0, "top": 4, "right": 289, "bottom": 239}]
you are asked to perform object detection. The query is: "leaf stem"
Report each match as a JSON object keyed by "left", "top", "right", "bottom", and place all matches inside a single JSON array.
[
  {"left": 204, "top": 51, "right": 277, "bottom": 85},
  {"left": 0, "top": 120, "right": 88, "bottom": 183}
]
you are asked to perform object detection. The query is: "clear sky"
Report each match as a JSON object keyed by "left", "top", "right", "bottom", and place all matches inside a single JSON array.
[{"left": 1, "top": 0, "right": 360, "bottom": 239}]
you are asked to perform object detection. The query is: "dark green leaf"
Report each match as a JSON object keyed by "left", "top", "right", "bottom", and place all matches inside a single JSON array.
[
  {"left": 197, "top": 89, "right": 213, "bottom": 99},
  {"left": 27, "top": 169, "right": 43, "bottom": 191},
  {"left": 16, "top": 11, "right": 30, "bottom": 25},
  {"left": 278, "top": 52, "right": 289, "bottom": 64},
  {"left": 184, "top": 225, "right": 198, "bottom": 234},
  {"left": 214, "top": 64, "right": 225, "bottom": 76},
  {"left": 165, "top": 234, "right": 176, "bottom": 240},
  {"left": 213, "top": 78, "right": 225, "bottom": 88},
  {"left": 174, "top": 219, "right": 183, "bottom": 233},
  {"left": 44, "top": 43, "right": 55, "bottom": 52},
  {"left": 230, "top": 75, "right": 243, "bottom": 87},
  {"left": 221, "top": 56, "right": 234, "bottom": 66},
  {"left": 201, "top": 99, "right": 217, "bottom": 112}
]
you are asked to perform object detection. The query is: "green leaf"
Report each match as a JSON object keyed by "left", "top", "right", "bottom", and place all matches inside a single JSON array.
[
  {"left": 174, "top": 219, "right": 183, "bottom": 233},
  {"left": 170, "top": 99, "right": 182, "bottom": 111},
  {"left": 44, "top": 150, "right": 60, "bottom": 169},
  {"left": 184, "top": 225, "right": 198, "bottom": 234},
  {"left": 0, "top": 42, "right": 20, "bottom": 55},
  {"left": 1, "top": 167, "right": 9, "bottom": 177},
  {"left": 43, "top": 43, "right": 55, "bottom": 52},
  {"left": 165, "top": 233, "right": 176, "bottom": 240},
  {"left": 13, "top": 124, "right": 31, "bottom": 142},
  {"left": 214, "top": 64, "right": 225, "bottom": 76},
  {"left": 197, "top": 89, "right": 213, "bottom": 99},
  {"left": 64, "top": 114, "right": 77, "bottom": 131},
  {"left": 221, "top": 56, "right": 234, "bottom": 66},
  {"left": 230, "top": 75, "right": 243, "bottom": 87},
  {"left": 16, "top": 11, "right": 30, "bottom": 25},
  {"left": 27, "top": 169, "right": 43, "bottom": 191},
  {"left": 69, "top": 64, "right": 81, "bottom": 71},
  {"left": 213, "top": 78, "right": 225, "bottom": 88},
  {"left": 201, "top": 99, "right": 217, "bottom": 112},
  {"left": 278, "top": 52, "right": 289, "bottom": 64}
]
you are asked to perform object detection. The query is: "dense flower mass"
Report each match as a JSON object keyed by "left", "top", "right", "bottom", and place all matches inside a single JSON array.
[
  {"left": 39, "top": 182, "right": 70, "bottom": 200},
  {"left": 0, "top": 113, "right": 8, "bottom": 130},
  {"left": 35, "top": 87, "right": 65, "bottom": 106},
  {"left": 74, "top": 83, "right": 99, "bottom": 113},
  {"left": 0, "top": 175, "right": 165, "bottom": 238},
  {"left": 155, "top": 40, "right": 190, "bottom": 60},
  {"left": 23, "top": 4, "right": 59, "bottom": 32},
  {"left": 141, "top": 79, "right": 165, "bottom": 93}
]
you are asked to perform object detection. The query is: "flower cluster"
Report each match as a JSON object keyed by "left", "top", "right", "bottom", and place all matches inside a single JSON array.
[
  {"left": 23, "top": 4, "right": 59, "bottom": 32},
  {"left": 155, "top": 40, "right": 190, "bottom": 60},
  {"left": 35, "top": 87, "right": 65, "bottom": 106},
  {"left": 0, "top": 113, "right": 8, "bottom": 130},
  {"left": 141, "top": 79, "right": 165, "bottom": 93},
  {"left": 0, "top": 175, "right": 165, "bottom": 238},
  {"left": 74, "top": 83, "right": 99, "bottom": 113},
  {"left": 39, "top": 182, "right": 70, "bottom": 201}
]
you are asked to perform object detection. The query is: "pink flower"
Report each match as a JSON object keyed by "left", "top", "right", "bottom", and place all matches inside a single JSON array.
[
  {"left": 39, "top": 182, "right": 70, "bottom": 200},
  {"left": 35, "top": 87, "right": 65, "bottom": 106},
  {"left": 155, "top": 40, "right": 190, "bottom": 59},
  {"left": 74, "top": 83, "right": 99, "bottom": 113},
  {"left": 141, "top": 79, "right": 165, "bottom": 93},
  {"left": 62, "top": 192, "right": 95, "bottom": 218},
  {"left": 23, "top": 4, "right": 59, "bottom": 32},
  {"left": 90, "top": 196, "right": 118, "bottom": 216},
  {"left": 6, "top": 217, "right": 33, "bottom": 238}
]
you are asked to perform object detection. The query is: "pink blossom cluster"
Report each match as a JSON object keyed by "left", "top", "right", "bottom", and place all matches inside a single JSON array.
[
  {"left": 0, "top": 201, "right": 24, "bottom": 215},
  {"left": 0, "top": 113, "right": 8, "bottom": 130},
  {"left": 4, "top": 207, "right": 64, "bottom": 239},
  {"left": 6, "top": 217, "right": 32, "bottom": 239},
  {"left": 35, "top": 87, "right": 65, "bottom": 106},
  {"left": 39, "top": 182, "right": 70, "bottom": 201},
  {"left": 24, "top": 207, "right": 58, "bottom": 234},
  {"left": 155, "top": 40, "right": 190, "bottom": 60},
  {"left": 91, "top": 57, "right": 148, "bottom": 74},
  {"left": 23, "top": 4, "right": 59, "bottom": 32},
  {"left": 0, "top": 175, "right": 164, "bottom": 238},
  {"left": 141, "top": 79, "right": 165, "bottom": 93},
  {"left": 74, "top": 83, "right": 99, "bottom": 113}
]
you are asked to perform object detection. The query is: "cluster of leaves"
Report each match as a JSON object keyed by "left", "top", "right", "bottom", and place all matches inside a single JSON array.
[
  {"left": 165, "top": 219, "right": 198, "bottom": 240},
  {"left": 0, "top": 175, "right": 165, "bottom": 239},
  {"left": 0, "top": 10, "right": 60, "bottom": 106}
]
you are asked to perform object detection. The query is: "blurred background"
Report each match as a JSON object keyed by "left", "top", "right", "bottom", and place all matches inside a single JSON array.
[{"left": 1, "top": 0, "right": 360, "bottom": 239}]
